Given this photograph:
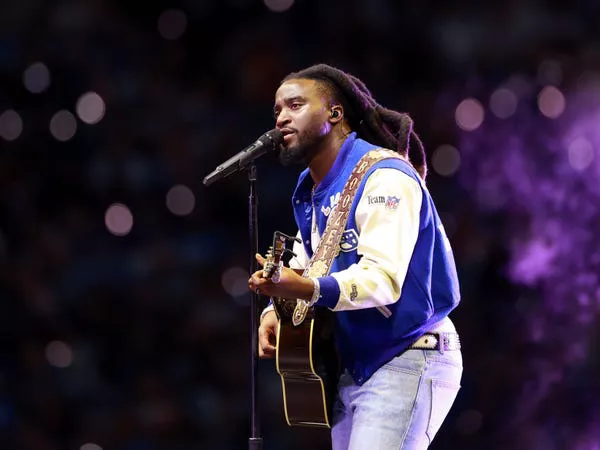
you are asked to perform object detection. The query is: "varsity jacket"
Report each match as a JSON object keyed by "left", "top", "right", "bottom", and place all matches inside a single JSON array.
[{"left": 287, "top": 132, "right": 460, "bottom": 385}]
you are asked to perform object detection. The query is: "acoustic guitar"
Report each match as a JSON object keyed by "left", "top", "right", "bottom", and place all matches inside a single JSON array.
[{"left": 263, "top": 231, "right": 340, "bottom": 428}]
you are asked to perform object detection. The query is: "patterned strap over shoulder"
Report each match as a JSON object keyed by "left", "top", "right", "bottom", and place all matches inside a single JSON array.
[{"left": 291, "top": 148, "right": 405, "bottom": 326}]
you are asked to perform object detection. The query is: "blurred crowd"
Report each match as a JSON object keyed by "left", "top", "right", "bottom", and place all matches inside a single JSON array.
[{"left": 0, "top": 0, "right": 599, "bottom": 449}]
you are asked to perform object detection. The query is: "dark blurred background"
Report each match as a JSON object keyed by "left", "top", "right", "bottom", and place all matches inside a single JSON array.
[{"left": 1, "top": 0, "right": 600, "bottom": 449}]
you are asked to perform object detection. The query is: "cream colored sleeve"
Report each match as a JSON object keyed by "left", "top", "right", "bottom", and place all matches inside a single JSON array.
[{"left": 330, "top": 168, "right": 422, "bottom": 312}]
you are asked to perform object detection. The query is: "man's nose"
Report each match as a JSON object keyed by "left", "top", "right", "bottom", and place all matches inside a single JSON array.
[{"left": 276, "top": 111, "right": 290, "bottom": 128}]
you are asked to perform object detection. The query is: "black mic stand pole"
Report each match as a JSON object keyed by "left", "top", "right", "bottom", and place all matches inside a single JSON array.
[{"left": 247, "top": 162, "right": 263, "bottom": 450}]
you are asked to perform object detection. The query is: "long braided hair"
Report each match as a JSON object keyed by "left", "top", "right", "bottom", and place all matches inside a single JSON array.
[{"left": 283, "top": 63, "right": 427, "bottom": 180}]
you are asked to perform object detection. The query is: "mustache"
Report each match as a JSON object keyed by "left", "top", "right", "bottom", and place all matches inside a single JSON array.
[{"left": 280, "top": 127, "right": 298, "bottom": 134}]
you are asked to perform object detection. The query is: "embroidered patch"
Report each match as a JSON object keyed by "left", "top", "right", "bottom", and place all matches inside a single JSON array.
[
  {"left": 367, "top": 195, "right": 385, "bottom": 205},
  {"left": 350, "top": 284, "right": 358, "bottom": 301},
  {"left": 320, "top": 192, "right": 340, "bottom": 217},
  {"left": 385, "top": 196, "right": 400, "bottom": 210},
  {"left": 339, "top": 229, "right": 359, "bottom": 252}
]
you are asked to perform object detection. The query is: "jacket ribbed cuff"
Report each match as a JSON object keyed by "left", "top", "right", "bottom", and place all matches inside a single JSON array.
[{"left": 315, "top": 276, "right": 340, "bottom": 309}]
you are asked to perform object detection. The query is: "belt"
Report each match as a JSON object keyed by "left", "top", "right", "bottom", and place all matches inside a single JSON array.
[{"left": 409, "top": 332, "right": 461, "bottom": 353}]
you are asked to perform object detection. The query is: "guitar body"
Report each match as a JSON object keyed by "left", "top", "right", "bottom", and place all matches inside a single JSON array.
[{"left": 273, "top": 297, "right": 340, "bottom": 428}]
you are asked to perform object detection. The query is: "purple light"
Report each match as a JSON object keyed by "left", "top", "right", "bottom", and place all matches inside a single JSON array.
[
  {"left": 166, "top": 184, "right": 195, "bottom": 216},
  {"left": 538, "top": 85, "right": 566, "bottom": 119},
  {"left": 105, "top": 203, "right": 133, "bottom": 236},
  {"left": 458, "top": 77, "right": 600, "bottom": 443},
  {"left": 431, "top": 144, "right": 461, "bottom": 176},
  {"left": 76, "top": 92, "right": 105, "bottom": 124},
  {"left": 489, "top": 87, "right": 518, "bottom": 119},
  {"left": 23, "top": 62, "right": 51, "bottom": 94},
  {"left": 455, "top": 98, "right": 484, "bottom": 131},
  {"left": 0, "top": 110, "right": 23, "bottom": 141},
  {"left": 50, "top": 110, "right": 77, "bottom": 142},
  {"left": 45, "top": 341, "right": 73, "bottom": 368},
  {"left": 567, "top": 137, "right": 595, "bottom": 172}
]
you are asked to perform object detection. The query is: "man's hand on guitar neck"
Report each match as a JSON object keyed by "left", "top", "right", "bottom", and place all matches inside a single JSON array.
[{"left": 248, "top": 253, "right": 314, "bottom": 300}]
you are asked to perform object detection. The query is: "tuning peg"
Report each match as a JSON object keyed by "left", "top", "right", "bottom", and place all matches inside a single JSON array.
[{"left": 282, "top": 248, "right": 298, "bottom": 258}]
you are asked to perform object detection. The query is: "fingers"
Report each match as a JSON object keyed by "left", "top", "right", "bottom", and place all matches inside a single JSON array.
[
  {"left": 258, "top": 327, "right": 276, "bottom": 359},
  {"left": 259, "top": 342, "right": 276, "bottom": 359},
  {"left": 248, "top": 267, "right": 273, "bottom": 296},
  {"left": 255, "top": 253, "right": 265, "bottom": 267}
]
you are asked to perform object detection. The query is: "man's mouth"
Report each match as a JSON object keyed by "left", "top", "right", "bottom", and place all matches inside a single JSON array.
[{"left": 280, "top": 128, "right": 295, "bottom": 144}]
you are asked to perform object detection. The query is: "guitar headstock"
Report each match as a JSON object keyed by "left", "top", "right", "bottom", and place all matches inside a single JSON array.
[{"left": 262, "top": 231, "right": 300, "bottom": 280}]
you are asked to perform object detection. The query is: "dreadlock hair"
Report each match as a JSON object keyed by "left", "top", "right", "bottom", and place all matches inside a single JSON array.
[{"left": 282, "top": 63, "right": 427, "bottom": 180}]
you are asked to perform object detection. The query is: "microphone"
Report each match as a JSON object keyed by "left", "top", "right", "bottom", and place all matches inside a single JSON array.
[{"left": 203, "top": 129, "right": 284, "bottom": 186}]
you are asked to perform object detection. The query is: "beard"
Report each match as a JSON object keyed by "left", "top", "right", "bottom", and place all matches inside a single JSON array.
[
  {"left": 278, "top": 126, "right": 323, "bottom": 166},
  {"left": 278, "top": 143, "right": 307, "bottom": 166}
]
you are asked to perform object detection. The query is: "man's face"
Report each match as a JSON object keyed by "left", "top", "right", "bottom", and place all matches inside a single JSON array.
[{"left": 273, "top": 78, "right": 331, "bottom": 166}]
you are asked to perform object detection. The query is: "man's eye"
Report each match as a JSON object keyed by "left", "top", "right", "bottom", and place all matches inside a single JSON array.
[{"left": 290, "top": 103, "right": 301, "bottom": 109}]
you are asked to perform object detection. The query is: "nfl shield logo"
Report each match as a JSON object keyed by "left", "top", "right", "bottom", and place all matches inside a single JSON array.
[
  {"left": 340, "top": 229, "right": 359, "bottom": 252},
  {"left": 385, "top": 196, "right": 400, "bottom": 210}
]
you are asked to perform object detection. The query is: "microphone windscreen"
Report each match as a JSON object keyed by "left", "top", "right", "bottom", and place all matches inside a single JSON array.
[{"left": 265, "top": 128, "right": 284, "bottom": 147}]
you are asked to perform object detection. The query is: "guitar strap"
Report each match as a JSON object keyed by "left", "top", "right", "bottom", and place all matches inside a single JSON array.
[{"left": 292, "top": 147, "right": 406, "bottom": 326}]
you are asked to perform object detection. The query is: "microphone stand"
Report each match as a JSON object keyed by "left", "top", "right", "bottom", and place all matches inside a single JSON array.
[{"left": 247, "top": 162, "right": 263, "bottom": 450}]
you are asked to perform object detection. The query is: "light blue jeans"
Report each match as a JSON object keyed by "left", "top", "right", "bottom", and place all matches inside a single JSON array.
[{"left": 331, "top": 348, "right": 463, "bottom": 450}]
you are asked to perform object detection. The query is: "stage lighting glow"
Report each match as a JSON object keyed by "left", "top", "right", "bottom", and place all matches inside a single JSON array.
[
  {"left": 157, "top": 9, "right": 187, "bottom": 40},
  {"left": 264, "top": 0, "right": 295, "bottom": 12},
  {"left": 23, "top": 62, "right": 51, "bottom": 94},
  {"left": 50, "top": 110, "right": 77, "bottom": 142},
  {"left": 432, "top": 144, "right": 461, "bottom": 177},
  {"left": 166, "top": 184, "right": 195, "bottom": 216},
  {"left": 80, "top": 444, "right": 102, "bottom": 450},
  {"left": 105, "top": 203, "right": 134, "bottom": 236},
  {"left": 45, "top": 341, "right": 73, "bottom": 368},
  {"left": 538, "top": 85, "right": 566, "bottom": 119},
  {"left": 489, "top": 87, "right": 518, "bottom": 119},
  {"left": 455, "top": 98, "right": 484, "bottom": 131},
  {"left": 0, "top": 110, "right": 23, "bottom": 141},
  {"left": 221, "top": 266, "right": 250, "bottom": 303},
  {"left": 76, "top": 92, "right": 106, "bottom": 124},
  {"left": 568, "top": 137, "right": 595, "bottom": 172}
]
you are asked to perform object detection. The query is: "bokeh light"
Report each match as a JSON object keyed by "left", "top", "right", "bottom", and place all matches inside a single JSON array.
[
  {"left": 23, "top": 62, "right": 51, "bottom": 94},
  {"left": 264, "top": 0, "right": 295, "bottom": 12},
  {"left": 80, "top": 444, "right": 102, "bottom": 450},
  {"left": 76, "top": 92, "right": 106, "bottom": 124},
  {"left": 50, "top": 110, "right": 77, "bottom": 142},
  {"left": 538, "top": 85, "right": 566, "bottom": 119},
  {"left": 504, "top": 74, "right": 534, "bottom": 98},
  {"left": 221, "top": 266, "right": 250, "bottom": 303},
  {"left": 45, "top": 341, "right": 74, "bottom": 368},
  {"left": 0, "top": 109, "right": 24, "bottom": 141},
  {"left": 432, "top": 144, "right": 461, "bottom": 176},
  {"left": 455, "top": 98, "right": 484, "bottom": 131},
  {"left": 105, "top": 203, "right": 134, "bottom": 236},
  {"left": 568, "top": 137, "right": 595, "bottom": 172},
  {"left": 157, "top": 9, "right": 187, "bottom": 40},
  {"left": 489, "top": 87, "right": 518, "bottom": 119},
  {"left": 166, "top": 184, "right": 195, "bottom": 216}
]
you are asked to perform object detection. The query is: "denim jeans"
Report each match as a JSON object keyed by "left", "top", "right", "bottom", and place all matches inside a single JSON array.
[{"left": 331, "top": 348, "right": 463, "bottom": 450}]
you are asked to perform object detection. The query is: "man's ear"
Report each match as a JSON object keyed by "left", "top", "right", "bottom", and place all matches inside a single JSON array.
[{"left": 329, "top": 105, "right": 343, "bottom": 123}]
